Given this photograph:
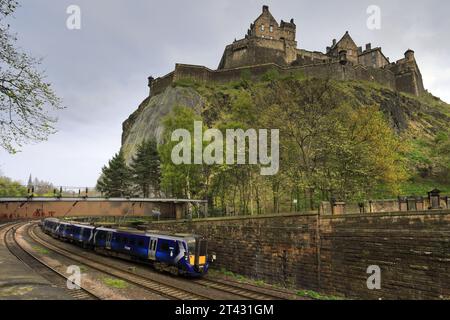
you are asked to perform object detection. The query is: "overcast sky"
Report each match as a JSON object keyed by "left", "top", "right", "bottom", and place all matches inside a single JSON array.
[{"left": 0, "top": 0, "right": 449, "bottom": 187}]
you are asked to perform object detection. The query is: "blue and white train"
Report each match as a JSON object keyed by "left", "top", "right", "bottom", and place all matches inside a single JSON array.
[{"left": 41, "top": 218, "right": 211, "bottom": 277}]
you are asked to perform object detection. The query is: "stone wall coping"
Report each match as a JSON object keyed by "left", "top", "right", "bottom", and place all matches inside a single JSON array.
[
  {"left": 0, "top": 197, "right": 207, "bottom": 203},
  {"left": 320, "top": 209, "right": 450, "bottom": 220},
  {"left": 151, "top": 212, "right": 319, "bottom": 224},
  {"left": 148, "top": 209, "right": 450, "bottom": 224}
]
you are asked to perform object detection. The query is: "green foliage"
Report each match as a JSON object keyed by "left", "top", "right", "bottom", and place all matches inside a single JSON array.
[
  {"left": 130, "top": 139, "right": 161, "bottom": 197},
  {"left": 172, "top": 78, "right": 200, "bottom": 88},
  {"left": 261, "top": 68, "right": 281, "bottom": 82},
  {"left": 0, "top": 176, "right": 27, "bottom": 196},
  {"left": 96, "top": 151, "right": 134, "bottom": 198},
  {"left": 296, "top": 290, "right": 343, "bottom": 300},
  {"left": 433, "top": 130, "right": 450, "bottom": 182},
  {"left": 102, "top": 277, "right": 128, "bottom": 289},
  {"left": 32, "top": 245, "right": 49, "bottom": 255},
  {"left": 159, "top": 106, "right": 206, "bottom": 199}
]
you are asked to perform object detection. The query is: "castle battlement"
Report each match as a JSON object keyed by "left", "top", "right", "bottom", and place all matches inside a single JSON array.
[{"left": 148, "top": 6, "right": 425, "bottom": 97}]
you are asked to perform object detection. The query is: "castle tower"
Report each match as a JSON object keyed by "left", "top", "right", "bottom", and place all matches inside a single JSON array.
[
  {"left": 218, "top": 5, "right": 297, "bottom": 69},
  {"left": 387, "top": 48, "right": 424, "bottom": 96}
]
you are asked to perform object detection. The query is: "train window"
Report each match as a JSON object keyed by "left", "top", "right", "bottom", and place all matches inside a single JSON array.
[
  {"left": 160, "top": 242, "right": 169, "bottom": 252},
  {"left": 129, "top": 239, "right": 136, "bottom": 246},
  {"left": 187, "top": 239, "right": 196, "bottom": 255},
  {"left": 138, "top": 240, "right": 144, "bottom": 247}
]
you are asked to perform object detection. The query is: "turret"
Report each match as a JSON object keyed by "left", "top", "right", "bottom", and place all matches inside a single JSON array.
[
  {"left": 148, "top": 76, "right": 154, "bottom": 95},
  {"left": 405, "top": 49, "right": 415, "bottom": 61}
]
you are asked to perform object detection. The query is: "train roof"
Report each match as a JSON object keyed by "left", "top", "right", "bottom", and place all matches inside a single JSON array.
[
  {"left": 95, "top": 226, "right": 197, "bottom": 241},
  {"left": 46, "top": 219, "right": 200, "bottom": 240}
]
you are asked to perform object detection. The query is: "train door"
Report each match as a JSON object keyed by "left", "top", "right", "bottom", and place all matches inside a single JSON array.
[
  {"left": 195, "top": 238, "right": 208, "bottom": 267},
  {"left": 148, "top": 237, "right": 158, "bottom": 260},
  {"left": 106, "top": 231, "right": 113, "bottom": 250}
]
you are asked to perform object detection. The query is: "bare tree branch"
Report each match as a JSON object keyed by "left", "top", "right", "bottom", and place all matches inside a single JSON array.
[{"left": 0, "top": 0, "right": 63, "bottom": 153}]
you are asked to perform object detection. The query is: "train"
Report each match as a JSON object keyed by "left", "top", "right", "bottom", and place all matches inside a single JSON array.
[{"left": 40, "top": 218, "right": 212, "bottom": 277}]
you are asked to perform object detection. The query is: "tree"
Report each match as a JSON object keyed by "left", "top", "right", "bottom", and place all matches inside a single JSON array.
[
  {"left": 159, "top": 106, "right": 207, "bottom": 199},
  {"left": 0, "top": 0, "right": 62, "bottom": 153},
  {"left": 258, "top": 78, "right": 407, "bottom": 205},
  {"left": 130, "top": 139, "right": 161, "bottom": 198},
  {"left": 0, "top": 175, "right": 27, "bottom": 196},
  {"left": 27, "top": 173, "right": 32, "bottom": 188},
  {"left": 96, "top": 151, "right": 133, "bottom": 198},
  {"left": 32, "top": 177, "right": 54, "bottom": 195}
]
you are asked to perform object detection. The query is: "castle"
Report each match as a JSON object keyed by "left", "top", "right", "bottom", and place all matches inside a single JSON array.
[{"left": 148, "top": 6, "right": 425, "bottom": 97}]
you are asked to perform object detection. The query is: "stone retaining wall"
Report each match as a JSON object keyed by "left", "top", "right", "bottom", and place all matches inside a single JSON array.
[{"left": 148, "top": 210, "right": 450, "bottom": 299}]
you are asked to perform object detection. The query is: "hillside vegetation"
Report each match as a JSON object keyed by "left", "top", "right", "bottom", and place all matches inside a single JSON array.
[{"left": 120, "top": 70, "right": 450, "bottom": 214}]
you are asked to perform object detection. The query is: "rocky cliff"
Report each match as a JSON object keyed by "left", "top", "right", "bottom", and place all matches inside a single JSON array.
[{"left": 121, "top": 86, "right": 207, "bottom": 164}]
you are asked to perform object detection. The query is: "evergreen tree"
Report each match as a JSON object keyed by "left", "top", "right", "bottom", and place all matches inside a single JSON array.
[
  {"left": 130, "top": 139, "right": 161, "bottom": 198},
  {"left": 27, "top": 174, "right": 32, "bottom": 188},
  {"left": 96, "top": 151, "right": 133, "bottom": 198}
]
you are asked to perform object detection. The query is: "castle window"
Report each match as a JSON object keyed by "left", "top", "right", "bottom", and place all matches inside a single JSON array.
[
  {"left": 269, "top": 25, "right": 273, "bottom": 32},
  {"left": 261, "top": 24, "right": 265, "bottom": 31}
]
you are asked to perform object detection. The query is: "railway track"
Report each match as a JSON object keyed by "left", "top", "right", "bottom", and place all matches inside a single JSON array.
[
  {"left": 195, "top": 278, "right": 286, "bottom": 300},
  {"left": 28, "top": 224, "right": 210, "bottom": 300},
  {"left": 1, "top": 222, "right": 99, "bottom": 300}
]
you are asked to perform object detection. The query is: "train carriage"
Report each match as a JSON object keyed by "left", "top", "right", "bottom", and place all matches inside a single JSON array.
[{"left": 40, "top": 218, "right": 212, "bottom": 278}]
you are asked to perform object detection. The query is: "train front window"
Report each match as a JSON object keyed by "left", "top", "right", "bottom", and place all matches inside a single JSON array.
[{"left": 187, "top": 239, "right": 196, "bottom": 255}]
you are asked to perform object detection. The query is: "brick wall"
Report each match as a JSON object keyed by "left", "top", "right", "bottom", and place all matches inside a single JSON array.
[
  {"left": 0, "top": 200, "right": 183, "bottom": 220},
  {"left": 148, "top": 211, "right": 450, "bottom": 299}
]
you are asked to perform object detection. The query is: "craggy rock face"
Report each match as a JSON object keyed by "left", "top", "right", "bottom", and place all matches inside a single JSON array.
[{"left": 121, "top": 86, "right": 206, "bottom": 164}]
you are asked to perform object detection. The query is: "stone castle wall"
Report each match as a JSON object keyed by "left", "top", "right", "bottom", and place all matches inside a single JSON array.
[
  {"left": 151, "top": 71, "right": 175, "bottom": 96},
  {"left": 148, "top": 210, "right": 450, "bottom": 299},
  {"left": 219, "top": 38, "right": 295, "bottom": 70},
  {"left": 150, "top": 61, "right": 397, "bottom": 96}
]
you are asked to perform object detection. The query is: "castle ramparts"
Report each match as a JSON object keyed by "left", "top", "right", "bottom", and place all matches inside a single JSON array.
[{"left": 148, "top": 6, "right": 425, "bottom": 98}]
